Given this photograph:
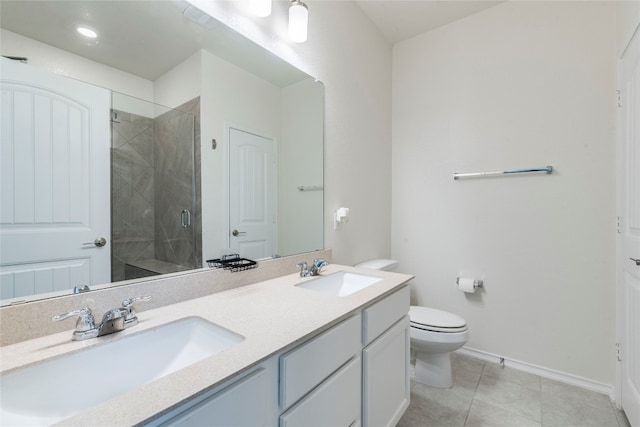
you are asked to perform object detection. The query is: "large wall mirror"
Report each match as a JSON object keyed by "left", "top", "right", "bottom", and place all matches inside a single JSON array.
[{"left": 0, "top": 0, "right": 324, "bottom": 306}]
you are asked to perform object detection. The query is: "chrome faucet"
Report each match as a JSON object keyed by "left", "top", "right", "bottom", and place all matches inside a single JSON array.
[
  {"left": 312, "top": 259, "right": 328, "bottom": 275},
  {"left": 53, "top": 296, "right": 151, "bottom": 341},
  {"left": 297, "top": 259, "right": 328, "bottom": 277}
]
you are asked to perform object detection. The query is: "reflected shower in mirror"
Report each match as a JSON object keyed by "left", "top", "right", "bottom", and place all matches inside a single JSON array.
[
  {"left": 0, "top": 0, "right": 324, "bottom": 306},
  {"left": 110, "top": 93, "right": 200, "bottom": 283}
]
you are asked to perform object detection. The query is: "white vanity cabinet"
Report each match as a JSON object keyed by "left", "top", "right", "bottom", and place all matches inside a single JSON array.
[
  {"left": 279, "top": 314, "right": 362, "bottom": 426},
  {"left": 279, "top": 314, "right": 361, "bottom": 408},
  {"left": 154, "top": 357, "right": 279, "bottom": 427},
  {"left": 280, "top": 356, "right": 362, "bottom": 427},
  {"left": 362, "top": 286, "right": 411, "bottom": 427},
  {"left": 149, "top": 285, "right": 410, "bottom": 427}
]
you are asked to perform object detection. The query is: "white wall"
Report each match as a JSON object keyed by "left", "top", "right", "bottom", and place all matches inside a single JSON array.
[
  {"left": 0, "top": 29, "right": 154, "bottom": 102},
  {"left": 392, "top": 1, "right": 617, "bottom": 385},
  {"left": 199, "top": 49, "right": 282, "bottom": 260},
  {"left": 200, "top": 0, "right": 393, "bottom": 266},
  {"left": 154, "top": 50, "right": 202, "bottom": 109},
  {"left": 279, "top": 79, "right": 324, "bottom": 255},
  {"left": 616, "top": 0, "right": 640, "bottom": 57}
]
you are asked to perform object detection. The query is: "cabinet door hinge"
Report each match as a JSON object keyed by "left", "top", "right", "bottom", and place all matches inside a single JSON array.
[
  {"left": 616, "top": 342, "right": 622, "bottom": 362},
  {"left": 617, "top": 90, "right": 623, "bottom": 108}
]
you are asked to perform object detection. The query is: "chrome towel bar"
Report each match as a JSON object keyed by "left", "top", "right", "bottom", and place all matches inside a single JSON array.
[{"left": 453, "top": 166, "right": 553, "bottom": 180}]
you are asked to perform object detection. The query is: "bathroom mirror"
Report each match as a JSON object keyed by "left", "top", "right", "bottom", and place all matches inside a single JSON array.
[{"left": 0, "top": 0, "right": 324, "bottom": 306}]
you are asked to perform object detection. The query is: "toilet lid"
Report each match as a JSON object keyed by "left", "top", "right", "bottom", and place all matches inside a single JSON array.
[{"left": 409, "top": 306, "right": 467, "bottom": 333}]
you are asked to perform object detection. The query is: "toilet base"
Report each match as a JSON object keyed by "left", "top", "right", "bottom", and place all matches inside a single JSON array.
[{"left": 414, "top": 351, "right": 453, "bottom": 389}]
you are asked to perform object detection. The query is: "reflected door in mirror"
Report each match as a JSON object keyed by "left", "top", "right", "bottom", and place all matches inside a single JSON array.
[
  {"left": 0, "top": 59, "right": 111, "bottom": 299},
  {"left": 229, "top": 127, "right": 276, "bottom": 259}
]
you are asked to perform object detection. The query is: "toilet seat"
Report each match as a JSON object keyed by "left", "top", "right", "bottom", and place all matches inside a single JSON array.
[{"left": 409, "top": 306, "right": 468, "bottom": 333}]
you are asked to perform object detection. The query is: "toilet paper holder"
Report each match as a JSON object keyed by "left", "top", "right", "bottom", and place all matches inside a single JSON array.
[{"left": 456, "top": 277, "right": 484, "bottom": 289}]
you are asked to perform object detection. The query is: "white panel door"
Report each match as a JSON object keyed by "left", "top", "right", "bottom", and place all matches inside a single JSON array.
[
  {"left": 617, "top": 27, "right": 640, "bottom": 427},
  {"left": 228, "top": 127, "right": 276, "bottom": 260},
  {"left": 0, "top": 58, "right": 110, "bottom": 300}
]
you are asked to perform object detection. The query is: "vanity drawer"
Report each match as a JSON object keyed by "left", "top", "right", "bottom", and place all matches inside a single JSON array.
[
  {"left": 362, "top": 285, "right": 409, "bottom": 346},
  {"left": 160, "top": 367, "right": 269, "bottom": 427},
  {"left": 279, "top": 314, "right": 361, "bottom": 409},
  {"left": 279, "top": 356, "right": 361, "bottom": 427}
]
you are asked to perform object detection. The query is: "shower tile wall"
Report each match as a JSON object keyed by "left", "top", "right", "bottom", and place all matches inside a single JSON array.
[
  {"left": 153, "top": 99, "right": 200, "bottom": 269},
  {"left": 111, "top": 111, "right": 156, "bottom": 282},
  {"left": 110, "top": 98, "right": 202, "bottom": 282}
]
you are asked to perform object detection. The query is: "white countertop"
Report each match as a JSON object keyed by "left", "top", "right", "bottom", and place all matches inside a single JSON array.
[{"left": 0, "top": 264, "right": 413, "bottom": 426}]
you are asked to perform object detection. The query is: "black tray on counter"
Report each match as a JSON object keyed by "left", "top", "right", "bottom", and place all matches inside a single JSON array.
[{"left": 206, "top": 254, "right": 258, "bottom": 272}]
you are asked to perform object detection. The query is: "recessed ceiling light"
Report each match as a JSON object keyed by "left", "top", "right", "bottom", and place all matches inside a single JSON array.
[{"left": 77, "top": 26, "right": 98, "bottom": 39}]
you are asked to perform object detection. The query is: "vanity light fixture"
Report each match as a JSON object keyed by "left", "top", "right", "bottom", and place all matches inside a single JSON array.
[
  {"left": 288, "top": 0, "right": 308, "bottom": 43},
  {"left": 76, "top": 26, "right": 98, "bottom": 39},
  {"left": 249, "top": 0, "right": 272, "bottom": 17}
]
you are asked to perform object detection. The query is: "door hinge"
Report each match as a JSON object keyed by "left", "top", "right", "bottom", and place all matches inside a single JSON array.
[
  {"left": 617, "top": 216, "right": 622, "bottom": 234},
  {"left": 617, "top": 90, "right": 622, "bottom": 108},
  {"left": 616, "top": 342, "right": 622, "bottom": 362}
]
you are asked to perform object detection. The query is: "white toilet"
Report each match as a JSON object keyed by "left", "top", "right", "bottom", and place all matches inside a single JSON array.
[{"left": 355, "top": 259, "right": 469, "bottom": 389}]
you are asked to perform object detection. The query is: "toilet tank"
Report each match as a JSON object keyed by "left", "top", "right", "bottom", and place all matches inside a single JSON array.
[{"left": 354, "top": 259, "right": 398, "bottom": 271}]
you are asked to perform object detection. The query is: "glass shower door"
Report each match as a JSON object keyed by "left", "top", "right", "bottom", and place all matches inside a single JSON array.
[{"left": 110, "top": 92, "right": 198, "bottom": 281}]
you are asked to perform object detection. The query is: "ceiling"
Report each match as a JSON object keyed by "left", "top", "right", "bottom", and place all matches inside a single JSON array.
[
  {"left": 0, "top": 0, "right": 309, "bottom": 85},
  {"left": 1, "top": 0, "right": 504, "bottom": 82},
  {"left": 355, "top": 0, "right": 505, "bottom": 44}
]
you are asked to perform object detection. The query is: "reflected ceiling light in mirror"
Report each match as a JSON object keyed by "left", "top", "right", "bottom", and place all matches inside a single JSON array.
[
  {"left": 249, "top": 0, "right": 271, "bottom": 17},
  {"left": 76, "top": 26, "right": 98, "bottom": 39},
  {"left": 288, "top": 0, "right": 308, "bottom": 43}
]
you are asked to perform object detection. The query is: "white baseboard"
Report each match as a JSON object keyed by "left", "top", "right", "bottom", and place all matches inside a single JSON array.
[{"left": 456, "top": 346, "right": 616, "bottom": 402}]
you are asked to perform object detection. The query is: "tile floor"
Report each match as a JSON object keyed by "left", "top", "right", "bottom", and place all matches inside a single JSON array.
[{"left": 398, "top": 352, "right": 631, "bottom": 427}]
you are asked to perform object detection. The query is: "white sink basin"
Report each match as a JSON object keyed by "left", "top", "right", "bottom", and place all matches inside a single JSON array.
[
  {"left": 296, "top": 271, "right": 383, "bottom": 297},
  {"left": 0, "top": 316, "right": 244, "bottom": 426}
]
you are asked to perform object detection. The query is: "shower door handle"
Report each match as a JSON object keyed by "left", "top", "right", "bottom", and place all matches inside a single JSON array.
[{"left": 181, "top": 209, "right": 191, "bottom": 229}]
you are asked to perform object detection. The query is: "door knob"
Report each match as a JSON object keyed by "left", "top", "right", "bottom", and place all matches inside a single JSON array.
[
  {"left": 631, "top": 258, "right": 640, "bottom": 266},
  {"left": 83, "top": 237, "right": 107, "bottom": 247},
  {"left": 232, "top": 230, "right": 246, "bottom": 237}
]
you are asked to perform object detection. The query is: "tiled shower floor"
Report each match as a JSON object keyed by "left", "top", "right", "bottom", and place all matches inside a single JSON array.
[{"left": 398, "top": 353, "right": 631, "bottom": 427}]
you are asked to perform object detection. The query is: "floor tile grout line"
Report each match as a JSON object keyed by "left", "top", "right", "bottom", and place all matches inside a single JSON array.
[
  {"left": 462, "top": 359, "right": 486, "bottom": 426},
  {"left": 539, "top": 368, "right": 543, "bottom": 427},
  {"left": 475, "top": 360, "right": 545, "bottom": 426}
]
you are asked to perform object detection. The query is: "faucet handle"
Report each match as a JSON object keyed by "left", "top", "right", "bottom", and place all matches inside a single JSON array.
[
  {"left": 122, "top": 295, "right": 152, "bottom": 308},
  {"left": 52, "top": 308, "right": 97, "bottom": 340},
  {"left": 297, "top": 262, "right": 311, "bottom": 277},
  {"left": 121, "top": 296, "right": 151, "bottom": 327}
]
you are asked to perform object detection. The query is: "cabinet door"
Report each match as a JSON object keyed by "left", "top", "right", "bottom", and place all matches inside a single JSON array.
[
  {"left": 280, "top": 314, "right": 361, "bottom": 409},
  {"left": 362, "top": 316, "right": 410, "bottom": 427},
  {"left": 160, "top": 368, "right": 269, "bottom": 427},
  {"left": 280, "top": 356, "right": 361, "bottom": 427}
]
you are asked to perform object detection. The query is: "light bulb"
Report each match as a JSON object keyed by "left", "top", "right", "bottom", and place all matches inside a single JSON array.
[
  {"left": 288, "top": 0, "right": 308, "bottom": 43},
  {"left": 76, "top": 26, "right": 98, "bottom": 39}
]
